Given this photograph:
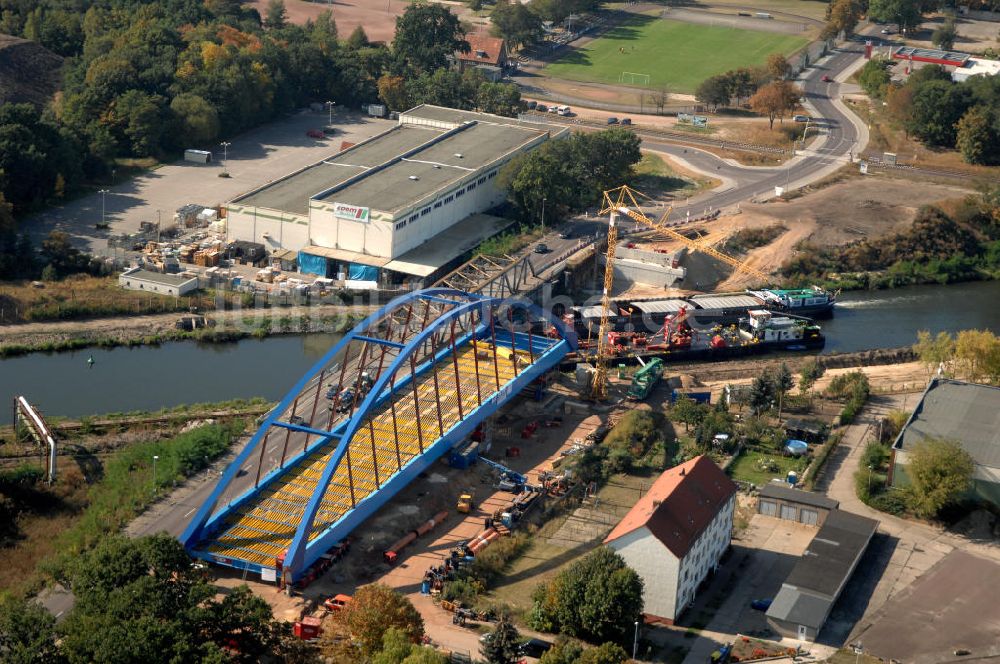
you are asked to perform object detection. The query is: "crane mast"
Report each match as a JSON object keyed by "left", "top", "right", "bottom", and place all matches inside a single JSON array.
[{"left": 589, "top": 185, "right": 769, "bottom": 400}]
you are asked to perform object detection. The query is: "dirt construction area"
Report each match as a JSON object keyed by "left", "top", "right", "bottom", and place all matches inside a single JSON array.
[{"left": 625, "top": 177, "right": 975, "bottom": 294}]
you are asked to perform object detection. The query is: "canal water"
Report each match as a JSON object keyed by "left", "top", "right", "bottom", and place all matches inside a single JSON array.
[{"left": 3, "top": 281, "right": 1000, "bottom": 423}]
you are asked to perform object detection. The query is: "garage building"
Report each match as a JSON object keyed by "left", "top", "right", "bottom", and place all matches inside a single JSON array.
[
  {"left": 757, "top": 482, "right": 839, "bottom": 527},
  {"left": 226, "top": 105, "right": 564, "bottom": 285},
  {"left": 766, "top": 509, "right": 878, "bottom": 641}
]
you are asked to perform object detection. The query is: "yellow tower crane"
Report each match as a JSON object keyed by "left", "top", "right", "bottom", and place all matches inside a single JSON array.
[{"left": 589, "top": 185, "right": 770, "bottom": 400}]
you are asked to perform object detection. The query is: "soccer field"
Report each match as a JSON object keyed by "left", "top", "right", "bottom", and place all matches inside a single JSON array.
[{"left": 544, "top": 17, "right": 810, "bottom": 94}]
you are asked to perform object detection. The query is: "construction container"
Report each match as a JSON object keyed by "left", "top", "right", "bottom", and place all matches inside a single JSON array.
[{"left": 293, "top": 616, "right": 322, "bottom": 640}]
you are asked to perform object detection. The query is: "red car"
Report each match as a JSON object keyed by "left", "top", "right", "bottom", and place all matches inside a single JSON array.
[
  {"left": 820, "top": 74, "right": 832, "bottom": 82},
  {"left": 306, "top": 129, "right": 325, "bottom": 139}
]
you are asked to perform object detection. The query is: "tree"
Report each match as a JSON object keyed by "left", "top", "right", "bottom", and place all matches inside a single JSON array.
[
  {"left": 346, "top": 25, "right": 370, "bottom": 50},
  {"left": 476, "top": 82, "right": 523, "bottom": 117},
  {"left": 539, "top": 637, "right": 584, "bottom": 664},
  {"left": 170, "top": 93, "right": 220, "bottom": 146},
  {"left": 0, "top": 595, "right": 62, "bottom": 664},
  {"left": 671, "top": 395, "right": 706, "bottom": 432},
  {"left": 579, "top": 642, "right": 629, "bottom": 664},
  {"left": 490, "top": 1, "right": 543, "bottom": 49},
  {"left": 766, "top": 53, "right": 791, "bottom": 80},
  {"left": 906, "top": 438, "right": 974, "bottom": 518},
  {"left": 954, "top": 329, "right": 1000, "bottom": 383},
  {"left": 373, "top": 627, "right": 446, "bottom": 664},
  {"left": 906, "top": 79, "right": 971, "bottom": 147},
  {"left": 480, "top": 613, "right": 521, "bottom": 664},
  {"left": 932, "top": 18, "right": 958, "bottom": 50},
  {"left": 378, "top": 74, "right": 413, "bottom": 112},
  {"left": 869, "top": 0, "right": 923, "bottom": 33},
  {"left": 771, "top": 363, "right": 794, "bottom": 420},
  {"left": 529, "top": 547, "right": 643, "bottom": 644},
  {"left": 264, "top": 0, "right": 287, "bottom": 30},
  {"left": 823, "top": 0, "right": 864, "bottom": 38},
  {"left": 695, "top": 74, "right": 731, "bottom": 109},
  {"left": 40, "top": 231, "right": 89, "bottom": 278},
  {"left": 748, "top": 374, "right": 773, "bottom": 417},
  {"left": 393, "top": 4, "right": 469, "bottom": 73},
  {"left": 956, "top": 106, "right": 998, "bottom": 165},
  {"left": 649, "top": 86, "right": 670, "bottom": 114},
  {"left": 798, "top": 359, "right": 826, "bottom": 395},
  {"left": 858, "top": 58, "right": 892, "bottom": 99},
  {"left": 337, "top": 584, "right": 424, "bottom": 656},
  {"left": 749, "top": 80, "right": 800, "bottom": 129}
]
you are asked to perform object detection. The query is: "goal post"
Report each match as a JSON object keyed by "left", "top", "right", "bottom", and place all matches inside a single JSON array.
[{"left": 619, "top": 71, "right": 651, "bottom": 86}]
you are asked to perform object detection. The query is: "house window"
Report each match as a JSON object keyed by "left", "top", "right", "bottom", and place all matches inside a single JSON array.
[
  {"left": 477, "top": 176, "right": 486, "bottom": 185},
  {"left": 421, "top": 207, "right": 431, "bottom": 216},
  {"left": 455, "top": 188, "right": 465, "bottom": 198},
  {"left": 467, "top": 182, "right": 476, "bottom": 191},
  {"left": 434, "top": 201, "right": 443, "bottom": 208},
  {"left": 444, "top": 195, "right": 454, "bottom": 204}
]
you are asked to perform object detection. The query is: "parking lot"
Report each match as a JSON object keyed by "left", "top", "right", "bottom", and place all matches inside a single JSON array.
[{"left": 27, "top": 110, "right": 392, "bottom": 255}]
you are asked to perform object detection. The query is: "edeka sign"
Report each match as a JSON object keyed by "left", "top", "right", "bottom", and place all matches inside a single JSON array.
[{"left": 333, "top": 203, "right": 370, "bottom": 223}]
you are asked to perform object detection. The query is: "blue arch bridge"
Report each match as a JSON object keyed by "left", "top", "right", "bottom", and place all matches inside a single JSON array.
[{"left": 181, "top": 288, "right": 577, "bottom": 584}]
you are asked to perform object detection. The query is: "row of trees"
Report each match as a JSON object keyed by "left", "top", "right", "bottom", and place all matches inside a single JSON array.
[
  {"left": 499, "top": 127, "right": 642, "bottom": 221},
  {"left": 694, "top": 55, "right": 800, "bottom": 123},
  {"left": 914, "top": 328, "right": 1000, "bottom": 384},
  {"left": 376, "top": 69, "right": 521, "bottom": 115},
  {"left": 489, "top": 0, "right": 602, "bottom": 49}
]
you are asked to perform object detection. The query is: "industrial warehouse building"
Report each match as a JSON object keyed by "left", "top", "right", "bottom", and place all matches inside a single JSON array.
[
  {"left": 890, "top": 378, "right": 1000, "bottom": 507},
  {"left": 604, "top": 456, "right": 737, "bottom": 624},
  {"left": 226, "top": 105, "right": 564, "bottom": 286}
]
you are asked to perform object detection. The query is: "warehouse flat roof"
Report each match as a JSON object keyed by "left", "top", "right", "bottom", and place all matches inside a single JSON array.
[
  {"left": 317, "top": 119, "right": 548, "bottom": 214},
  {"left": 384, "top": 214, "right": 514, "bottom": 277},
  {"left": 122, "top": 269, "right": 197, "bottom": 287},
  {"left": 232, "top": 106, "right": 555, "bottom": 217},
  {"left": 688, "top": 294, "right": 763, "bottom": 310}
]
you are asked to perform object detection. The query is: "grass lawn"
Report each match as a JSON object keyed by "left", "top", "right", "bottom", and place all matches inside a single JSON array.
[
  {"left": 727, "top": 449, "right": 807, "bottom": 485},
  {"left": 545, "top": 16, "right": 809, "bottom": 94}
]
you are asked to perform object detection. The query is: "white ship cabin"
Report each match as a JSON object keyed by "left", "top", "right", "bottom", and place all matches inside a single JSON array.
[{"left": 740, "top": 309, "right": 805, "bottom": 342}]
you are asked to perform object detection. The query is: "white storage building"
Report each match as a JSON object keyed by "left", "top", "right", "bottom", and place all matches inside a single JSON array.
[{"left": 225, "top": 105, "right": 564, "bottom": 284}]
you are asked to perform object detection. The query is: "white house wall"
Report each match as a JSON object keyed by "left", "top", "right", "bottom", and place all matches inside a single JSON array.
[
  {"left": 676, "top": 495, "right": 735, "bottom": 611},
  {"left": 608, "top": 527, "right": 681, "bottom": 620}
]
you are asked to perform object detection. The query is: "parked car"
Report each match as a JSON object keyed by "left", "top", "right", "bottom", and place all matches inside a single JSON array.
[
  {"left": 558, "top": 230, "right": 572, "bottom": 239},
  {"left": 289, "top": 415, "right": 306, "bottom": 425},
  {"left": 323, "top": 594, "right": 352, "bottom": 612},
  {"left": 520, "top": 638, "right": 553, "bottom": 658},
  {"left": 621, "top": 118, "right": 632, "bottom": 125},
  {"left": 607, "top": 116, "right": 618, "bottom": 125},
  {"left": 750, "top": 598, "right": 773, "bottom": 611},
  {"left": 793, "top": 114, "right": 810, "bottom": 123},
  {"left": 525, "top": 100, "right": 537, "bottom": 110},
  {"left": 534, "top": 243, "right": 550, "bottom": 254},
  {"left": 536, "top": 104, "right": 548, "bottom": 112},
  {"left": 306, "top": 129, "right": 325, "bottom": 138},
  {"left": 820, "top": 74, "right": 832, "bottom": 82},
  {"left": 880, "top": 27, "right": 892, "bottom": 34}
]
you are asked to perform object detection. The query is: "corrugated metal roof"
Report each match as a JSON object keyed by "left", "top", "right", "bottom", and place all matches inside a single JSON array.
[
  {"left": 688, "top": 294, "right": 762, "bottom": 310},
  {"left": 574, "top": 305, "right": 616, "bottom": 319},
  {"left": 894, "top": 379, "right": 1000, "bottom": 469},
  {"left": 630, "top": 299, "right": 689, "bottom": 314}
]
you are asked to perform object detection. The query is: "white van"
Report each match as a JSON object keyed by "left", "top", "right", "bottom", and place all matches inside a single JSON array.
[{"left": 557, "top": 105, "right": 571, "bottom": 116}]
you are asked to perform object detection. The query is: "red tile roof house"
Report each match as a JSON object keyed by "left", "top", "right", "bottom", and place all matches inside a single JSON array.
[
  {"left": 453, "top": 35, "right": 508, "bottom": 81},
  {"left": 604, "top": 456, "right": 737, "bottom": 625}
]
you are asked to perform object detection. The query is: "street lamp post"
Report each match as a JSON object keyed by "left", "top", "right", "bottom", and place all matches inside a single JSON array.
[
  {"left": 152, "top": 455, "right": 159, "bottom": 493},
  {"left": 220, "top": 141, "right": 231, "bottom": 175},
  {"left": 541, "top": 197, "right": 546, "bottom": 233},
  {"left": 326, "top": 100, "right": 336, "bottom": 126},
  {"left": 867, "top": 464, "right": 874, "bottom": 494},
  {"left": 98, "top": 189, "right": 109, "bottom": 227},
  {"left": 633, "top": 620, "right": 639, "bottom": 661}
]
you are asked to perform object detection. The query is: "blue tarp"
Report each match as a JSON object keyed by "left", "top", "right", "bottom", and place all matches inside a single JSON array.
[
  {"left": 348, "top": 263, "right": 378, "bottom": 281},
  {"left": 298, "top": 251, "right": 328, "bottom": 277}
]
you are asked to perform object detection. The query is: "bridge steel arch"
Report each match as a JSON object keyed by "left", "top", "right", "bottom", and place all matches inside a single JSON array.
[{"left": 182, "top": 288, "right": 576, "bottom": 583}]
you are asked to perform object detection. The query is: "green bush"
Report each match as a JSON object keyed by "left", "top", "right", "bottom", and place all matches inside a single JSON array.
[
  {"left": 469, "top": 533, "right": 528, "bottom": 588},
  {"left": 870, "top": 490, "right": 909, "bottom": 515},
  {"left": 802, "top": 432, "right": 842, "bottom": 490},
  {"left": 0, "top": 465, "right": 45, "bottom": 487},
  {"left": 441, "top": 578, "right": 477, "bottom": 604}
]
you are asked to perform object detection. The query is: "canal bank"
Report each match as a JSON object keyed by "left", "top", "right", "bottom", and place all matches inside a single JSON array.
[{"left": 3, "top": 281, "right": 1000, "bottom": 423}]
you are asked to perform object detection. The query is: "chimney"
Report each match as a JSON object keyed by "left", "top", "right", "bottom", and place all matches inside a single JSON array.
[{"left": 679, "top": 468, "right": 686, "bottom": 476}]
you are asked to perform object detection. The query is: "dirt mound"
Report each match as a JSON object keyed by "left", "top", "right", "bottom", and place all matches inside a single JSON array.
[{"left": 0, "top": 34, "right": 62, "bottom": 107}]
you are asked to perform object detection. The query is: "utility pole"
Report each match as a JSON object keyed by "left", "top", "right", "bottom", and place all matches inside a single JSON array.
[
  {"left": 220, "top": 141, "right": 231, "bottom": 176},
  {"left": 152, "top": 455, "right": 159, "bottom": 493},
  {"left": 541, "top": 197, "right": 546, "bottom": 233}
]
